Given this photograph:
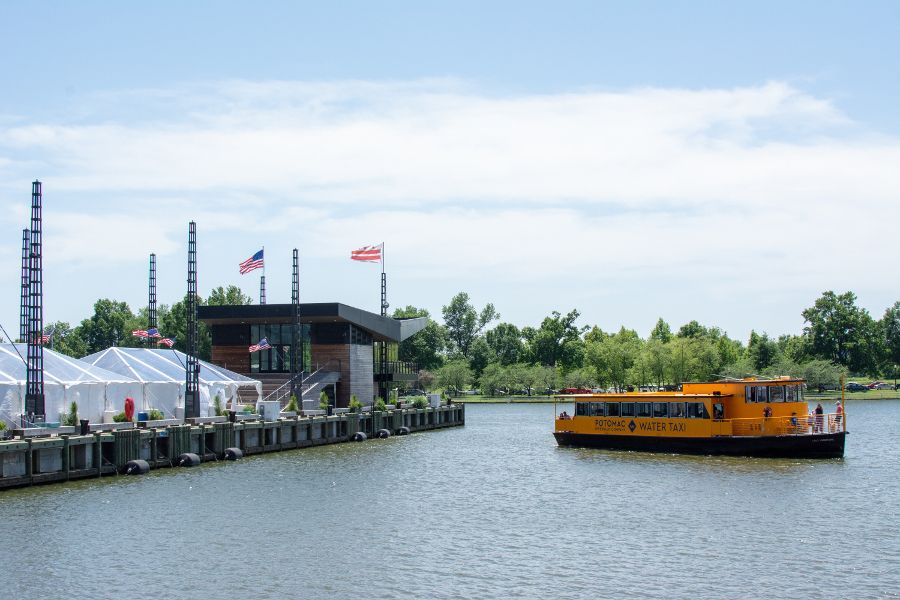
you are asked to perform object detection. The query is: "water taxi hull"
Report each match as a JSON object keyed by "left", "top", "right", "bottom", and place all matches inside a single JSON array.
[{"left": 553, "top": 431, "right": 846, "bottom": 459}]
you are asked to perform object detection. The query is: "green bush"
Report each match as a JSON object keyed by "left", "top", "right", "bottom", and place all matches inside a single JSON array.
[
  {"left": 242, "top": 404, "right": 254, "bottom": 413},
  {"left": 319, "top": 390, "right": 330, "bottom": 411},
  {"left": 112, "top": 411, "right": 130, "bottom": 423},
  {"left": 348, "top": 394, "right": 363, "bottom": 413},
  {"left": 213, "top": 394, "right": 225, "bottom": 417},
  {"left": 284, "top": 394, "right": 299, "bottom": 413},
  {"left": 412, "top": 396, "right": 428, "bottom": 409},
  {"left": 63, "top": 401, "right": 79, "bottom": 426},
  {"left": 374, "top": 398, "right": 387, "bottom": 412},
  {"left": 0, "top": 420, "right": 7, "bottom": 431},
  {"left": 147, "top": 409, "right": 164, "bottom": 421}
]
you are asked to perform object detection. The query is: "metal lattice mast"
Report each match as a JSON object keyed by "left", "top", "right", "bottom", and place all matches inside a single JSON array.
[
  {"left": 25, "top": 181, "right": 45, "bottom": 422},
  {"left": 290, "top": 249, "right": 301, "bottom": 400},
  {"left": 260, "top": 274, "right": 266, "bottom": 305},
  {"left": 185, "top": 222, "right": 199, "bottom": 419},
  {"left": 19, "top": 229, "right": 30, "bottom": 342},
  {"left": 148, "top": 253, "right": 157, "bottom": 333},
  {"left": 379, "top": 252, "right": 388, "bottom": 402}
]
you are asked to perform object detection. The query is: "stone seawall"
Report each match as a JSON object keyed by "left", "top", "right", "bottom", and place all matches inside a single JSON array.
[{"left": 0, "top": 405, "right": 465, "bottom": 490}]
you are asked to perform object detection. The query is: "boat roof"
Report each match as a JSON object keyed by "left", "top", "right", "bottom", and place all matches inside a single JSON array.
[{"left": 559, "top": 393, "right": 735, "bottom": 400}]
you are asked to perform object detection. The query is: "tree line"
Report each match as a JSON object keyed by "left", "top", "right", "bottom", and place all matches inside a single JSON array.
[
  {"left": 31, "top": 287, "right": 900, "bottom": 394},
  {"left": 397, "top": 290, "right": 900, "bottom": 394}
]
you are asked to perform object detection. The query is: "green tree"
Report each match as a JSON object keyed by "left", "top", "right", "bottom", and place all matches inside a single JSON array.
[
  {"left": 44, "top": 321, "right": 87, "bottom": 357},
  {"left": 880, "top": 301, "right": 900, "bottom": 377},
  {"left": 441, "top": 292, "right": 499, "bottom": 358},
  {"left": 677, "top": 320, "right": 708, "bottom": 339},
  {"left": 668, "top": 337, "right": 697, "bottom": 385},
  {"left": 207, "top": 285, "right": 253, "bottom": 305},
  {"left": 801, "top": 291, "right": 879, "bottom": 373},
  {"left": 747, "top": 330, "right": 779, "bottom": 372},
  {"left": 478, "top": 362, "right": 507, "bottom": 396},
  {"left": 586, "top": 327, "right": 640, "bottom": 391},
  {"left": 78, "top": 299, "right": 136, "bottom": 354},
  {"left": 436, "top": 359, "right": 472, "bottom": 395},
  {"left": 485, "top": 323, "right": 524, "bottom": 365},
  {"left": 643, "top": 338, "right": 670, "bottom": 388},
  {"left": 649, "top": 318, "right": 673, "bottom": 343},
  {"left": 159, "top": 295, "right": 212, "bottom": 360},
  {"left": 523, "top": 309, "right": 587, "bottom": 371},
  {"left": 468, "top": 337, "right": 494, "bottom": 379},
  {"left": 392, "top": 306, "right": 447, "bottom": 371}
]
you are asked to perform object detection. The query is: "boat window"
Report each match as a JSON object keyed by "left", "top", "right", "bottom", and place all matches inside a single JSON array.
[
  {"left": 575, "top": 402, "right": 588, "bottom": 417},
  {"left": 745, "top": 385, "right": 751, "bottom": 402},
  {"left": 785, "top": 385, "right": 796, "bottom": 402},
  {"left": 668, "top": 402, "right": 685, "bottom": 418},
  {"left": 636, "top": 402, "right": 652, "bottom": 418},
  {"left": 590, "top": 402, "right": 604, "bottom": 417},
  {"left": 606, "top": 402, "right": 620, "bottom": 417},
  {"left": 620, "top": 402, "right": 635, "bottom": 417},
  {"left": 652, "top": 402, "right": 668, "bottom": 418},
  {"left": 797, "top": 385, "right": 804, "bottom": 402},
  {"left": 686, "top": 402, "right": 710, "bottom": 419},
  {"left": 770, "top": 385, "right": 784, "bottom": 402}
]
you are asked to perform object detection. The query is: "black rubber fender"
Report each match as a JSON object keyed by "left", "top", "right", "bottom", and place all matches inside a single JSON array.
[
  {"left": 224, "top": 447, "right": 243, "bottom": 460},
  {"left": 376, "top": 428, "right": 391, "bottom": 438},
  {"left": 177, "top": 452, "right": 201, "bottom": 467},
  {"left": 396, "top": 426, "right": 410, "bottom": 436},
  {"left": 123, "top": 459, "right": 150, "bottom": 475},
  {"left": 352, "top": 432, "right": 367, "bottom": 441}
]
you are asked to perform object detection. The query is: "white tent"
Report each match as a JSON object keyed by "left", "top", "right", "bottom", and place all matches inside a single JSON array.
[
  {"left": 81, "top": 347, "right": 262, "bottom": 418},
  {"left": 0, "top": 344, "right": 143, "bottom": 426}
]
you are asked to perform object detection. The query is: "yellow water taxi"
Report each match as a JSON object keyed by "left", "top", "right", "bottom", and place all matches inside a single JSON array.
[{"left": 554, "top": 377, "right": 845, "bottom": 458}]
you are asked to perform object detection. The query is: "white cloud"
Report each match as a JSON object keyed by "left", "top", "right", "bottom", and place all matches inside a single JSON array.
[{"left": 0, "top": 79, "right": 897, "bottom": 338}]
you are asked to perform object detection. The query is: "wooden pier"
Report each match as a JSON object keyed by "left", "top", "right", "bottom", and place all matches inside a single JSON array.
[{"left": 0, "top": 405, "right": 465, "bottom": 490}]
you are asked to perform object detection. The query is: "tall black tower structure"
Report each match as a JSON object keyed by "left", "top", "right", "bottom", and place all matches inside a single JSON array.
[
  {"left": 148, "top": 253, "right": 157, "bottom": 333},
  {"left": 184, "top": 222, "right": 200, "bottom": 419},
  {"left": 25, "top": 181, "right": 45, "bottom": 422},
  {"left": 260, "top": 274, "right": 266, "bottom": 305},
  {"left": 19, "top": 229, "right": 30, "bottom": 343},
  {"left": 290, "top": 249, "right": 301, "bottom": 400}
]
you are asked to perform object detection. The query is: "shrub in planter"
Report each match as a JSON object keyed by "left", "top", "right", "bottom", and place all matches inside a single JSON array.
[
  {"left": 63, "top": 401, "right": 79, "bottom": 426},
  {"left": 319, "top": 390, "right": 330, "bottom": 411},
  {"left": 112, "top": 411, "right": 130, "bottom": 423},
  {"left": 284, "top": 394, "right": 299, "bottom": 413},
  {"left": 348, "top": 395, "right": 363, "bottom": 413},
  {"left": 213, "top": 394, "right": 225, "bottom": 417},
  {"left": 374, "top": 398, "right": 387, "bottom": 412},
  {"left": 412, "top": 396, "right": 428, "bottom": 409},
  {"left": 147, "top": 408, "right": 164, "bottom": 421}
]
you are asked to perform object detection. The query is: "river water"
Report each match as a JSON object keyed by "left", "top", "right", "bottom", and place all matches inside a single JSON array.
[{"left": 1, "top": 401, "right": 898, "bottom": 599}]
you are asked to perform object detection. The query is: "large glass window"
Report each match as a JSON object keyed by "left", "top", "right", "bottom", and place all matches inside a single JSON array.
[
  {"left": 770, "top": 385, "right": 784, "bottom": 402},
  {"left": 668, "top": 402, "right": 685, "bottom": 418},
  {"left": 575, "top": 402, "right": 588, "bottom": 416},
  {"left": 636, "top": 402, "right": 652, "bottom": 418},
  {"left": 606, "top": 402, "right": 620, "bottom": 417},
  {"left": 785, "top": 385, "right": 796, "bottom": 402},
  {"left": 686, "top": 402, "right": 710, "bottom": 419},
  {"left": 249, "top": 323, "right": 310, "bottom": 373},
  {"left": 652, "top": 402, "right": 668, "bottom": 418},
  {"left": 620, "top": 402, "right": 635, "bottom": 417}
]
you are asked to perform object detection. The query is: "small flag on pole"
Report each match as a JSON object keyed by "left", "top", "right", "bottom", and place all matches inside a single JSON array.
[
  {"left": 249, "top": 338, "right": 271, "bottom": 353},
  {"left": 147, "top": 327, "right": 161, "bottom": 338},
  {"left": 37, "top": 334, "right": 50, "bottom": 344},
  {"left": 240, "top": 249, "right": 265, "bottom": 274},
  {"left": 132, "top": 329, "right": 149, "bottom": 338},
  {"left": 351, "top": 243, "right": 382, "bottom": 263},
  {"left": 157, "top": 337, "right": 175, "bottom": 347}
]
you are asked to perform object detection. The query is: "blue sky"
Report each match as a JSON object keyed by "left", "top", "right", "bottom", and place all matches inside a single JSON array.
[{"left": 0, "top": 1, "right": 898, "bottom": 343}]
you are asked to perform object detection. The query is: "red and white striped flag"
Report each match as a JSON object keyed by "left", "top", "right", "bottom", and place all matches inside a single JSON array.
[
  {"left": 157, "top": 337, "right": 175, "bottom": 348},
  {"left": 351, "top": 243, "right": 382, "bottom": 263}
]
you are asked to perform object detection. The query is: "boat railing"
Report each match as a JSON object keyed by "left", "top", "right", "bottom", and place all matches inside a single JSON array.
[{"left": 722, "top": 413, "right": 845, "bottom": 437}]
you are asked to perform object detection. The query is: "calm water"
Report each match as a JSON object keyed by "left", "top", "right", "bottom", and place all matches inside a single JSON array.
[{"left": 1, "top": 401, "right": 898, "bottom": 599}]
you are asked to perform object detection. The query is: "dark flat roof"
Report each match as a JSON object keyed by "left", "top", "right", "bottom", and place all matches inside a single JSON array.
[{"left": 197, "top": 302, "right": 426, "bottom": 342}]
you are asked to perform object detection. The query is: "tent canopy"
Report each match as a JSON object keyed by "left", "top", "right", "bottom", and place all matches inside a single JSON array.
[
  {"left": 82, "top": 347, "right": 261, "bottom": 417},
  {"left": 0, "top": 344, "right": 143, "bottom": 425}
]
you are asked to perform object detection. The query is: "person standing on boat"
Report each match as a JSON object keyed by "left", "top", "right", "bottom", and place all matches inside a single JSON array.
[
  {"left": 814, "top": 403, "right": 824, "bottom": 433},
  {"left": 834, "top": 400, "right": 843, "bottom": 432}
]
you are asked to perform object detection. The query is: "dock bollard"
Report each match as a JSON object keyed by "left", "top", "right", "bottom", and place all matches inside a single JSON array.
[{"left": 177, "top": 453, "right": 201, "bottom": 467}]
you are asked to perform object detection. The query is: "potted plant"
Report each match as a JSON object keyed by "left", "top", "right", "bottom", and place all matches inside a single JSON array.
[
  {"left": 63, "top": 401, "right": 79, "bottom": 426},
  {"left": 348, "top": 394, "right": 363, "bottom": 413},
  {"left": 374, "top": 398, "right": 387, "bottom": 413},
  {"left": 213, "top": 393, "right": 225, "bottom": 417},
  {"left": 284, "top": 394, "right": 299, "bottom": 414}
]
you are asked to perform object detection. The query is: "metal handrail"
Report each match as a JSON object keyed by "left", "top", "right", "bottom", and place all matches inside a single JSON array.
[
  {"left": 263, "top": 359, "right": 343, "bottom": 404},
  {"left": 723, "top": 413, "right": 845, "bottom": 437}
]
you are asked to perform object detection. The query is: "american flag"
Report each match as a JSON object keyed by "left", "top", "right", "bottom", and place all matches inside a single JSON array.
[
  {"left": 132, "top": 329, "right": 149, "bottom": 338},
  {"left": 239, "top": 249, "right": 264, "bottom": 274},
  {"left": 351, "top": 243, "right": 382, "bottom": 263},
  {"left": 147, "top": 327, "right": 162, "bottom": 338},
  {"left": 249, "top": 337, "right": 271, "bottom": 353},
  {"left": 157, "top": 337, "right": 175, "bottom": 347},
  {"left": 37, "top": 334, "right": 50, "bottom": 344}
]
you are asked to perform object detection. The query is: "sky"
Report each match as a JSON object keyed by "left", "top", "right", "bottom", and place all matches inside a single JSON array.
[{"left": 0, "top": 1, "right": 898, "bottom": 344}]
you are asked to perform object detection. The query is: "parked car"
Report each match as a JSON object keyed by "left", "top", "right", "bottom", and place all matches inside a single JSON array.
[
  {"left": 398, "top": 389, "right": 427, "bottom": 397},
  {"left": 845, "top": 382, "right": 868, "bottom": 392},
  {"left": 871, "top": 382, "right": 893, "bottom": 390}
]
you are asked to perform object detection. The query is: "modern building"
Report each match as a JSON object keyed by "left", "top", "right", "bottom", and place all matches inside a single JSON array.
[{"left": 197, "top": 303, "right": 425, "bottom": 407}]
